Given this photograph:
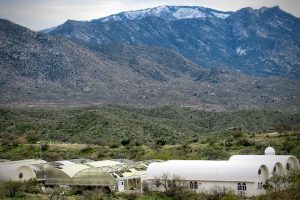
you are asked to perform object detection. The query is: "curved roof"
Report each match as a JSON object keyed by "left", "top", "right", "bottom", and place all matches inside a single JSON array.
[
  {"left": 265, "top": 147, "right": 275, "bottom": 155},
  {"left": 229, "top": 155, "right": 299, "bottom": 169},
  {"left": 86, "top": 160, "right": 122, "bottom": 168},
  {"left": 147, "top": 160, "right": 268, "bottom": 182},
  {"left": 0, "top": 159, "right": 46, "bottom": 182},
  {"left": 56, "top": 160, "right": 76, "bottom": 166},
  {"left": 229, "top": 156, "right": 285, "bottom": 175},
  {"left": 59, "top": 164, "right": 91, "bottom": 178},
  {"left": 0, "top": 159, "right": 46, "bottom": 166},
  {"left": 0, "top": 164, "right": 36, "bottom": 181}
]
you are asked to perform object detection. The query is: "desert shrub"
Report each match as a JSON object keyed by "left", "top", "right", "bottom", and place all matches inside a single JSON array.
[
  {"left": 236, "top": 138, "right": 253, "bottom": 147},
  {"left": 220, "top": 192, "right": 241, "bottom": 200},
  {"left": 206, "top": 186, "right": 236, "bottom": 200},
  {"left": 41, "top": 143, "right": 49, "bottom": 151},
  {"left": 24, "top": 179, "right": 40, "bottom": 194},
  {"left": 80, "top": 146, "right": 93, "bottom": 154},
  {"left": 121, "top": 139, "right": 131, "bottom": 146},
  {"left": 26, "top": 130, "right": 41, "bottom": 143},
  {"left": 109, "top": 143, "right": 120, "bottom": 149},
  {"left": 83, "top": 188, "right": 114, "bottom": 200},
  {"left": 48, "top": 186, "right": 66, "bottom": 200},
  {"left": 156, "top": 138, "right": 167, "bottom": 146},
  {"left": 232, "top": 132, "right": 243, "bottom": 138},
  {"left": 120, "top": 192, "right": 140, "bottom": 200},
  {"left": 139, "top": 191, "right": 171, "bottom": 200},
  {"left": 1, "top": 180, "right": 25, "bottom": 197}
]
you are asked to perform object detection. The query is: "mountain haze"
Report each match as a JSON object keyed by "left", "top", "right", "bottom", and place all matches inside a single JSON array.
[{"left": 47, "top": 6, "right": 300, "bottom": 79}]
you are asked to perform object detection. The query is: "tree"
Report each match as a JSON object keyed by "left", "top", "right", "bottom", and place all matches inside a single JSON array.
[
  {"left": 266, "top": 173, "right": 288, "bottom": 192},
  {"left": 153, "top": 173, "right": 186, "bottom": 196}
]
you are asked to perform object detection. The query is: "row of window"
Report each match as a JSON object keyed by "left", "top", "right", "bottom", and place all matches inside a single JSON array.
[
  {"left": 190, "top": 181, "right": 198, "bottom": 189},
  {"left": 156, "top": 180, "right": 267, "bottom": 191},
  {"left": 237, "top": 183, "right": 247, "bottom": 191}
]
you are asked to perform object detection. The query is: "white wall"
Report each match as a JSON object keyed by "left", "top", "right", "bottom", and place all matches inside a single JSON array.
[{"left": 147, "top": 179, "right": 267, "bottom": 197}]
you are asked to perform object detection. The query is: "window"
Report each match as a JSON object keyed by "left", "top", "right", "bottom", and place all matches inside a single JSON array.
[
  {"left": 19, "top": 173, "right": 23, "bottom": 179},
  {"left": 242, "top": 183, "right": 247, "bottom": 191},
  {"left": 286, "top": 163, "right": 290, "bottom": 170},
  {"left": 273, "top": 167, "right": 276, "bottom": 173},
  {"left": 258, "top": 182, "right": 263, "bottom": 190},
  {"left": 238, "top": 183, "right": 247, "bottom": 191},
  {"left": 194, "top": 182, "right": 198, "bottom": 189},
  {"left": 238, "top": 183, "right": 242, "bottom": 190},
  {"left": 190, "top": 181, "right": 198, "bottom": 189},
  {"left": 190, "top": 181, "right": 194, "bottom": 189},
  {"left": 258, "top": 169, "right": 261, "bottom": 175}
]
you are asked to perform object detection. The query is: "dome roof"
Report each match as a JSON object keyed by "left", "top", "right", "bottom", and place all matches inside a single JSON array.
[
  {"left": 265, "top": 146, "right": 275, "bottom": 155},
  {"left": 147, "top": 160, "right": 270, "bottom": 182}
]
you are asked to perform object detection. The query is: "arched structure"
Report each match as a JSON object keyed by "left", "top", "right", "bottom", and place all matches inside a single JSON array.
[
  {"left": 0, "top": 159, "right": 46, "bottom": 182},
  {"left": 39, "top": 164, "right": 116, "bottom": 187},
  {"left": 229, "top": 155, "right": 299, "bottom": 175},
  {"left": 147, "top": 160, "right": 270, "bottom": 197}
]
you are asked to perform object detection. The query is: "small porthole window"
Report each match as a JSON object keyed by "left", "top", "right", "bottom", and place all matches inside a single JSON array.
[
  {"left": 273, "top": 167, "right": 276, "bottom": 173},
  {"left": 19, "top": 173, "right": 23, "bottom": 179},
  {"left": 258, "top": 169, "right": 261, "bottom": 175},
  {"left": 286, "top": 163, "right": 290, "bottom": 170}
]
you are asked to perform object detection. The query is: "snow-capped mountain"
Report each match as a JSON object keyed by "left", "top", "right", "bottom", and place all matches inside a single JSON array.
[
  {"left": 47, "top": 6, "right": 300, "bottom": 79},
  {"left": 2, "top": 18, "right": 300, "bottom": 110},
  {"left": 97, "top": 6, "right": 232, "bottom": 22}
]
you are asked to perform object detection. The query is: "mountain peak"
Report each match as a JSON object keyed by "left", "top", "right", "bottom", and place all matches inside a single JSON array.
[
  {"left": 236, "top": 6, "right": 282, "bottom": 15},
  {"left": 95, "top": 5, "right": 232, "bottom": 23}
]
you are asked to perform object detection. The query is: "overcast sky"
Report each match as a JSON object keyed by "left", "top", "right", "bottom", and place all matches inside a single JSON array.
[{"left": 0, "top": 0, "right": 299, "bottom": 31}]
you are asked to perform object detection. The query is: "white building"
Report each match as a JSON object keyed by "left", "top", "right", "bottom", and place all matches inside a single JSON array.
[
  {"left": 146, "top": 147, "right": 299, "bottom": 197},
  {"left": 0, "top": 159, "right": 47, "bottom": 182}
]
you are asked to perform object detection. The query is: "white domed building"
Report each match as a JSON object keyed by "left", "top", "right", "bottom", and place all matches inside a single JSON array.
[
  {"left": 0, "top": 159, "right": 47, "bottom": 182},
  {"left": 145, "top": 147, "right": 299, "bottom": 197},
  {"left": 264, "top": 146, "right": 276, "bottom": 155}
]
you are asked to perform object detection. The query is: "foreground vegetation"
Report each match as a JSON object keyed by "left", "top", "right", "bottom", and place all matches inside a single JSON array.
[
  {"left": 1, "top": 170, "right": 300, "bottom": 200},
  {"left": 0, "top": 105, "right": 299, "bottom": 161}
]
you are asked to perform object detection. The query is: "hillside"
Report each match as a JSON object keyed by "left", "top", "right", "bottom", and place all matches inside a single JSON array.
[
  {"left": 1, "top": 18, "right": 300, "bottom": 110},
  {"left": 1, "top": 105, "right": 299, "bottom": 146},
  {"left": 47, "top": 6, "right": 300, "bottom": 79}
]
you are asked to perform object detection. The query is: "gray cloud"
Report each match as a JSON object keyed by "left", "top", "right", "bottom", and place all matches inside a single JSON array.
[{"left": 0, "top": 0, "right": 299, "bottom": 30}]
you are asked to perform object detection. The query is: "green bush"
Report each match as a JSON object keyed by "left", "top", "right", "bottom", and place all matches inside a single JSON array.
[
  {"left": 24, "top": 179, "right": 40, "bottom": 194},
  {"left": 1, "top": 180, "right": 25, "bottom": 197}
]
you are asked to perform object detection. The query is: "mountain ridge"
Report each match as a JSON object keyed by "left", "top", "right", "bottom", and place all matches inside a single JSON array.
[
  {"left": 47, "top": 5, "right": 300, "bottom": 79},
  {"left": 1, "top": 18, "right": 300, "bottom": 111}
]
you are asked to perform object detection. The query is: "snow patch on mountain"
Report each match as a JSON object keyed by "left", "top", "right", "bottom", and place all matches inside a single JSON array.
[
  {"left": 99, "top": 6, "right": 232, "bottom": 22},
  {"left": 236, "top": 47, "right": 247, "bottom": 56},
  {"left": 173, "top": 7, "right": 206, "bottom": 19}
]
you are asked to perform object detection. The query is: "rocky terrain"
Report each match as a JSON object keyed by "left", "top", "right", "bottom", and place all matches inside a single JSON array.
[
  {"left": 0, "top": 19, "right": 299, "bottom": 111},
  {"left": 47, "top": 6, "right": 300, "bottom": 79}
]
